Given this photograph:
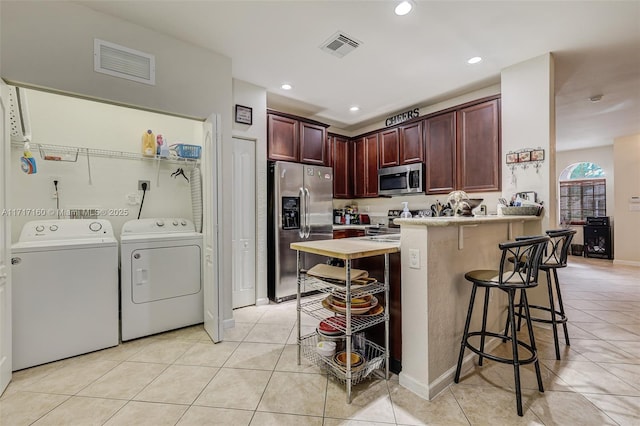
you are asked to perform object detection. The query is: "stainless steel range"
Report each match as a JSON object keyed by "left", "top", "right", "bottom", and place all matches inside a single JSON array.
[{"left": 365, "top": 209, "right": 419, "bottom": 236}]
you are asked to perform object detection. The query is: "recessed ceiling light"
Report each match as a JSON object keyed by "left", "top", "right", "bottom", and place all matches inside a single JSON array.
[
  {"left": 467, "top": 56, "right": 482, "bottom": 64},
  {"left": 349, "top": 106, "right": 360, "bottom": 112},
  {"left": 394, "top": 0, "right": 414, "bottom": 16},
  {"left": 281, "top": 83, "right": 292, "bottom": 90},
  {"left": 589, "top": 94, "right": 603, "bottom": 102}
]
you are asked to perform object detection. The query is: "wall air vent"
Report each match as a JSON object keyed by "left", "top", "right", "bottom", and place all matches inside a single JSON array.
[
  {"left": 320, "top": 31, "right": 362, "bottom": 58},
  {"left": 94, "top": 39, "right": 156, "bottom": 85}
]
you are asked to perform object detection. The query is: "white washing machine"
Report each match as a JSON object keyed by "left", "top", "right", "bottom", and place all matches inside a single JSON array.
[
  {"left": 120, "top": 218, "right": 203, "bottom": 341},
  {"left": 11, "top": 219, "right": 119, "bottom": 371}
]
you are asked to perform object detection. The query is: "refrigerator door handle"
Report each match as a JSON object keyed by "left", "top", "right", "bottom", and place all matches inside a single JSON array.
[
  {"left": 298, "top": 187, "right": 305, "bottom": 238},
  {"left": 304, "top": 187, "right": 311, "bottom": 238}
]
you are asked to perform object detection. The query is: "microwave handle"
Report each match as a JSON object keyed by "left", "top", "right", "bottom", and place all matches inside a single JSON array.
[
  {"left": 304, "top": 187, "right": 311, "bottom": 238},
  {"left": 406, "top": 170, "right": 411, "bottom": 190},
  {"left": 298, "top": 187, "right": 305, "bottom": 238}
]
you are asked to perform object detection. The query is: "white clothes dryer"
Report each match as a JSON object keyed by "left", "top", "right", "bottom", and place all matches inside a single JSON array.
[
  {"left": 11, "top": 219, "right": 119, "bottom": 371},
  {"left": 120, "top": 218, "right": 203, "bottom": 341}
]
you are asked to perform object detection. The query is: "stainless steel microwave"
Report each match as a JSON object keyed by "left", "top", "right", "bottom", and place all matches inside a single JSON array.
[{"left": 378, "top": 163, "right": 424, "bottom": 196}]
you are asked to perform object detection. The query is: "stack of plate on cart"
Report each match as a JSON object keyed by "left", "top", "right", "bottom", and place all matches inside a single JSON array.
[
  {"left": 321, "top": 294, "right": 383, "bottom": 316},
  {"left": 306, "top": 264, "right": 374, "bottom": 287}
]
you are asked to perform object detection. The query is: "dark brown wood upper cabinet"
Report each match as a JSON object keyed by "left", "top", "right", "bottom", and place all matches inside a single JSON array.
[
  {"left": 353, "top": 134, "right": 379, "bottom": 198},
  {"left": 267, "top": 113, "right": 298, "bottom": 162},
  {"left": 299, "top": 121, "right": 327, "bottom": 165},
  {"left": 332, "top": 135, "right": 352, "bottom": 199},
  {"left": 425, "top": 112, "right": 456, "bottom": 194},
  {"left": 457, "top": 99, "right": 501, "bottom": 193},
  {"left": 267, "top": 111, "right": 329, "bottom": 165},
  {"left": 379, "top": 128, "right": 399, "bottom": 168},
  {"left": 399, "top": 121, "right": 423, "bottom": 164}
]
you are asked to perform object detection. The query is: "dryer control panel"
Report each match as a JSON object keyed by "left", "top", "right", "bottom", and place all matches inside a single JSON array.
[
  {"left": 121, "top": 218, "right": 196, "bottom": 235},
  {"left": 18, "top": 219, "right": 115, "bottom": 241}
]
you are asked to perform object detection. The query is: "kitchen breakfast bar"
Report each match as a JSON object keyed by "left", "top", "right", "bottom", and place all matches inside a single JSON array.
[{"left": 395, "top": 215, "right": 542, "bottom": 400}]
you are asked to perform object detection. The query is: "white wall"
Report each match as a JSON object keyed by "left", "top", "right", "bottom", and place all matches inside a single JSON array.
[
  {"left": 501, "top": 53, "right": 555, "bottom": 231},
  {"left": 0, "top": 2, "right": 231, "bottom": 121},
  {"left": 1, "top": 1, "right": 235, "bottom": 326},
  {"left": 231, "top": 79, "right": 268, "bottom": 311},
  {"left": 10, "top": 88, "right": 203, "bottom": 242},
  {"left": 613, "top": 133, "right": 640, "bottom": 265}
]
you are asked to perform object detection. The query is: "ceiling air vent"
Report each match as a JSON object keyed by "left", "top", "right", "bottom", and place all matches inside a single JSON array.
[
  {"left": 320, "top": 31, "right": 362, "bottom": 58},
  {"left": 94, "top": 39, "right": 156, "bottom": 85}
]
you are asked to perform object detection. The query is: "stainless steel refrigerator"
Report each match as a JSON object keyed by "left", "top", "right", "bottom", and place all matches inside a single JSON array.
[{"left": 268, "top": 161, "right": 333, "bottom": 302}]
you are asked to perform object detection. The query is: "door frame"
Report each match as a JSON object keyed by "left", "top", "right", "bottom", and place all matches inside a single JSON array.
[
  {"left": 0, "top": 80, "right": 13, "bottom": 393},
  {"left": 203, "top": 113, "right": 223, "bottom": 343}
]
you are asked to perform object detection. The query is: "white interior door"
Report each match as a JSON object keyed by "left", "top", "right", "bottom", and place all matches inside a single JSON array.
[
  {"left": 202, "top": 113, "right": 222, "bottom": 343},
  {"left": 232, "top": 137, "right": 256, "bottom": 309},
  {"left": 0, "top": 81, "right": 13, "bottom": 393}
]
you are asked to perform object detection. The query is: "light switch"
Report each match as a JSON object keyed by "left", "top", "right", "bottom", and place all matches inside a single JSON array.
[{"left": 409, "top": 249, "right": 420, "bottom": 269}]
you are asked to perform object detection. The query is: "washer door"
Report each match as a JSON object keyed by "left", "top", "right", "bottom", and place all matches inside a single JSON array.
[{"left": 131, "top": 245, "right": 202, "bottom": 303}]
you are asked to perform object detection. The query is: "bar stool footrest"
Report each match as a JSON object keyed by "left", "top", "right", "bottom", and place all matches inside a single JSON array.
[
  {"left": 514, "top": 303, "right": 568, "bottom": 325},
  {"left": 465, "top": 331, "right": 538, "bottom": 365}
]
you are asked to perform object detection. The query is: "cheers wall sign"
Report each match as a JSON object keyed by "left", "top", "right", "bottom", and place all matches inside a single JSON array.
[{"left": 385, "top": 108, "right": 420, "bottom": 127}]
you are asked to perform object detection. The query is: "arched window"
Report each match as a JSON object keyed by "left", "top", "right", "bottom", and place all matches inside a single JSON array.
[{"left": 559, "top": 162, "right": 606, "bottom": 225}]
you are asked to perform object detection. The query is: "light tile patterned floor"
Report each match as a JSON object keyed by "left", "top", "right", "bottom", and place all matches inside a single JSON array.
[{"left": 2, "top": 256, "right": 639, "bottom": 425}]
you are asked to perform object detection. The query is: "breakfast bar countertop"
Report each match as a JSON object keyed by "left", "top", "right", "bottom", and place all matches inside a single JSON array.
[
  {"left": 394, "top": 214, "right": 541, "bottom": 227},
  {"left": 290, "top": 238, "right": 399, "bottom": 260}
]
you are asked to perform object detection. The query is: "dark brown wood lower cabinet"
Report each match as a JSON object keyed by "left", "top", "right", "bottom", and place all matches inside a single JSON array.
[{"left": 353, "top": 253, "right": 402, "bottom": 374}]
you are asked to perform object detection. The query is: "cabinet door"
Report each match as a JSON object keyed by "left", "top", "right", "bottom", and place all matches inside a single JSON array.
[
  {"left": 267, "top": 114, "right": 298, "bottom": 162},
  {"left": 399, "top": 121, "right": 423, "bottom": 164},
  {"left": 325, "top": 133, "right": 333, "bottom": 167},
  {"left": 379, "top": 128, "right": 399, "bottom": 168},
  {"left": 333, "top": 230, "right": 348, "bottom": 239},
  {"left": 457, "top": 99, "right": 501, "bottom": 192},
  {"left": 299, "top": 121, "right": 327, "bottom": 165},
  {"left": 332, "top": 136, "right": 352, "bottom": 199},
  {"left": 353, "top": 138, "right": 367, "bottom": 198},
  {"left": 364, "top": 134, "right": 379, "bottom": 197},
  {"left": 425, "top": 112, "right": 456, "bottom": 194},
  {"left": 353, "top": 134, "right": 378, "bottom": 198}
]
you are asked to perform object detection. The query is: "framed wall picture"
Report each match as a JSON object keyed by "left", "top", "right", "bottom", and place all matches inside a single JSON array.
[
  {"left": 506, "top": 153, "right": 519, "bottom": 164},
  {"left": 518, "top": 151, "right": 531, "bottom": 162},
  {"left": 531, "top": 149, "right": 545, "bottom": 161},
  {"left": 235, "top": 104, "right": 253, "bottom": 125}
]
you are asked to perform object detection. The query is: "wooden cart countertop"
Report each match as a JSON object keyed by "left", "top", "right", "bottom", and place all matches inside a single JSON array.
[{"left": 290, "top": 238, "right": 399, "bottom": 260}]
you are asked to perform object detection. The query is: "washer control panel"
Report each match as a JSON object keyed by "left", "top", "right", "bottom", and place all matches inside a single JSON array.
[
  {"left": 121, "top": 218, "right": 196, "bottom": 235},
  {"left": 18, "top": 219, "right": 115, "bottom": 242}
]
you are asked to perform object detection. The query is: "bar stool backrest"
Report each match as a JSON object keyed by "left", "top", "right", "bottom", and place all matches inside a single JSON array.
[
  {"left": 498, "top": 235, "right": 551, "bottom": 289},
  {"left": 543, "top": 229, "right": 577, "bottom": 268}
]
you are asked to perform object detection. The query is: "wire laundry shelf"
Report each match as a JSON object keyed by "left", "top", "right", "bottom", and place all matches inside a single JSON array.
[{"left": 11, "top": 141, "right": 200, "bottom": 164}]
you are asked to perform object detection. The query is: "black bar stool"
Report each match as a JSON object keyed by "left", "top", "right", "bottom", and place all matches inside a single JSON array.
[
  {"left": 454, "top": 235, "right": 550, "bottom": 417},
  {"left": 513, "top": 229, "right": 577, "bottom": 360}
]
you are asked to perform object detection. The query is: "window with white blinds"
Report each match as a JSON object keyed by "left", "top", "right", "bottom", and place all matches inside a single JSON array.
[{"left": 559, "top": 179, "right": 606, "bottom": 225}]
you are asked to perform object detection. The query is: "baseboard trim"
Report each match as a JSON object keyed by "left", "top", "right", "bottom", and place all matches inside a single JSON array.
[
  {"left": 613, "top": 259, "right": 640, "bottom": 267},
  {"left": 223, "top": 318, "right": 235, "bottom": 330},
  {"left": 255, "top": 297, "right": 270, "bottom": 306},
  {"left": 399, "top": 337, "right": 503, "bottom": 400}
]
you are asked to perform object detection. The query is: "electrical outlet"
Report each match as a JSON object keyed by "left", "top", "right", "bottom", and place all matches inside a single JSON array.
[
  {"left": 51, "top": 177, "right": 61, "bottom": 199},
  {"left": 138, "top": 180, "right": 150, "bottom": 191},
  {"left": 409, "top": 249, "right": 420, "bottom": 269}
]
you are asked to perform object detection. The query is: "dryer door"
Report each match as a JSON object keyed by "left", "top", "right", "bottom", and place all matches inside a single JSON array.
[{"left": 131, "top": 245, "right": 202, "bottom": 303}]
